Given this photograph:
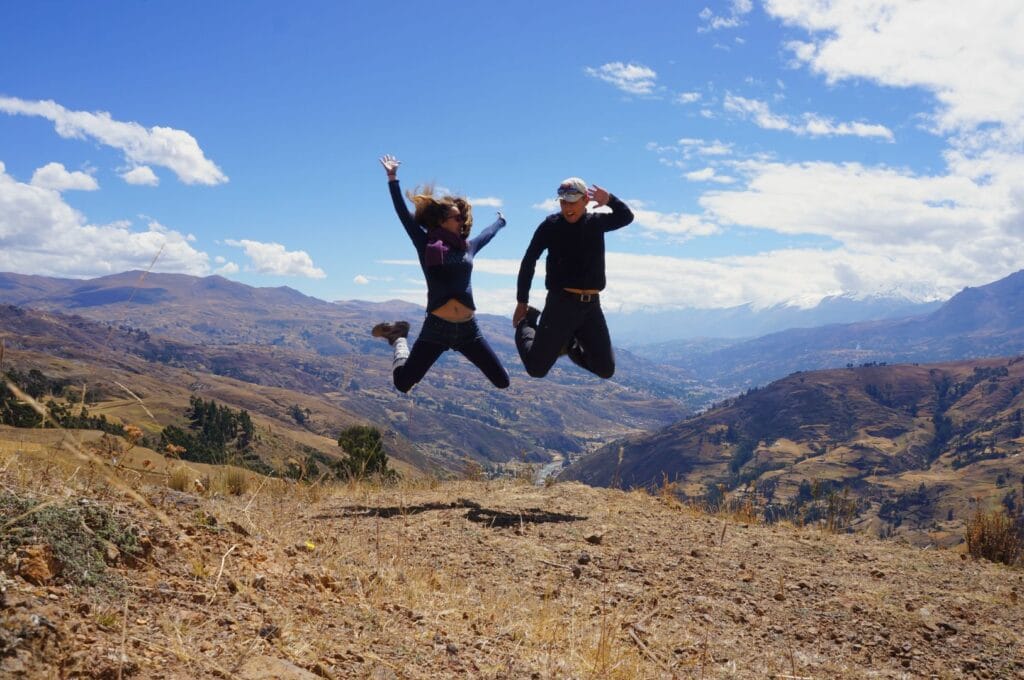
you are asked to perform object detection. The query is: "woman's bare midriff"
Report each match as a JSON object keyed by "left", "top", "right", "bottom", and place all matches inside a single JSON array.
[{"left": 431, "top": 298, "right": 475, "bottom": 322}]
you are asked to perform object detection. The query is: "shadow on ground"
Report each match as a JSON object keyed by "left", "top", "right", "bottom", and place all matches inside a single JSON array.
[{"left": 316, "top": 498, "right": 586, "bottom": 528}]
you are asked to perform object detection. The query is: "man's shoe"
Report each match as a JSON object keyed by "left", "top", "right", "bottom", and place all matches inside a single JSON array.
[{"left": 372, "top": 321, "right": 410, "bottom": 345}]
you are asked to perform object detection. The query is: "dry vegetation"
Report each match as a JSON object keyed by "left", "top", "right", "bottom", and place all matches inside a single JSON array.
[{"left": 3, "top": 429, "right": 1024, "bottom": 679}]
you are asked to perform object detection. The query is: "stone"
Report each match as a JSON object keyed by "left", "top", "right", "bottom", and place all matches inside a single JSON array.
[
  {"left": 15, "top": 545, "right": 61, "bottom": 585},
  {"left": 237, "top": 655, "right": 321, "bottom": 679}
]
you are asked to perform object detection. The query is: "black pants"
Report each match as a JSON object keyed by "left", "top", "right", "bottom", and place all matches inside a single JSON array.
[
  {"left": 515, "top": 290, "right": 615, "bottom": 379},
  {"left": 394, "top": 315, "right": 510, "bottom": 393}
]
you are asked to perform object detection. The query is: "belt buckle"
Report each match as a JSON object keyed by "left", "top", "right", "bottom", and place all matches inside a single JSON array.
[{"left": 579, "top": 293, "right": 592, "bottom": 303}]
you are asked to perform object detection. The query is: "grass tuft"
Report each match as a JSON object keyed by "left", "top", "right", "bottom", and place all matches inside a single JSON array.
[{"left": 965, "top": 506, "right": 1023, "bottom": 566}]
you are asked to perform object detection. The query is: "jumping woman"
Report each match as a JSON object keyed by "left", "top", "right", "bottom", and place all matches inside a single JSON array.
[{"left": 372, "top": 154, "right": 510, "bottom": 392}]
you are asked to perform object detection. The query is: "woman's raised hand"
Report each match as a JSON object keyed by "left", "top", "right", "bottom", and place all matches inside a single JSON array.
[{"left": 379, "top": 155, "right": 401, "bottom": 178}]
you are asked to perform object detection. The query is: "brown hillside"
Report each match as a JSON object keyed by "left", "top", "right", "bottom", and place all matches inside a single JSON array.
[
  {"left": 562, "top": 357, "right": 1024, "bottom": 547},
  {"left": 0, "top": 282, "right": 692, "bottom": 474},
  {"left": 2, "top": 442, "right": 1022, "bottom": 679}
]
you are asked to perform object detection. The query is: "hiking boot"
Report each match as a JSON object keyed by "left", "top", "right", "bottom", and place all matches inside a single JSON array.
[{"left": 372, "top": 320, "right": 410, "bottom": 345}]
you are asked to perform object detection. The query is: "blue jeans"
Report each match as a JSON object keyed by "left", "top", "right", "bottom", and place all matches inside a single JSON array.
[
  {"left": 515, "top": 290, "right": 615, "bottom": 379},
  {"left": 394, "top": 315, "right": 510, "bottom": 392}
]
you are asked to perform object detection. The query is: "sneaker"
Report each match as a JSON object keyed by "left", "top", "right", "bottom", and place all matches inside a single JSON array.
[{"left": 372, "top": 320, "right": 410, "bottom": 345}]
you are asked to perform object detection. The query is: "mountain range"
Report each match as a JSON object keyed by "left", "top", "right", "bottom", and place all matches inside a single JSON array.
[
  {"left": 631, "top": 269, "right": 1024, "bottom": 393},
  {"left": 0, "top": 271, "right": 696, "bottom": 475},
  {"left": 610, "top": 292, "right": 941, "bottom": 344},
  {"left": 4, "top": 266, "right": 1024, "bottom": 506}
]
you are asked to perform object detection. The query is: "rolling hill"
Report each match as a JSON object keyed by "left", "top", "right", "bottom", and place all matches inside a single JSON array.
[
  {"left": 0, "top": 271, "right": 700, "bottom": 474},
  {"left": 561, "top": 355, "right": 1024, "bottom": 546}
]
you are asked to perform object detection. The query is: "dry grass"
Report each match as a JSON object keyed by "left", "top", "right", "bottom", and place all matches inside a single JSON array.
[
  {"left": 966, "top": 505, "right": 1023, "bottom": 566},
  {"left": 166, "top": 464, "right": 193, "bottom": 492},
  {"left": 4, "top": 431, "right": 1024, "bottom": 678}
]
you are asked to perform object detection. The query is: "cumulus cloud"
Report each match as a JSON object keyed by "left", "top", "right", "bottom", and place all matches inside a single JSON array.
[
  {"left": 224, "top": 239, "right": 326, "bottom": 278},
  {"left": 30, "top": 162, "right": 98, "bottom": 191},
  {"left": 0, "top": 162, "right": 210, "bottom": 277},
  {"left": 469, "top": 196, "right": 503, "bottom": 208},
  {"left": 121, "top": 166, "right": 159, "bottom": 186},
  {"left": 676, "top": 92, "right": 702, "bottom": 104},
  {"left": 353, "top": 274, "right": 369, "bottom": 285},
  {"left": 724, "top": 94, "right": 894, "bottom": 140},
  {"left": 766, "top": 0, "right": 1024, "bottom": 139},
  {"left": 215, "top": 261, "right": 239, "bottom": 275},
  {"left": 0, "top": 96, "right": 228, "bottom": 185},
  {"left": 600, "top": 247, "right": 963, "bottom": 312},
  {"left": 627, "top": 201, "right": 719, "bottom": 239},
  {"left": 585, "top": 62, "right": 658, "bottom": 95}
]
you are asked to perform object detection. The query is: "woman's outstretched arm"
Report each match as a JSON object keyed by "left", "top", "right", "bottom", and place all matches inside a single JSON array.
[{"left": 379, "top": 155, "right": 425, "bottom": 247}]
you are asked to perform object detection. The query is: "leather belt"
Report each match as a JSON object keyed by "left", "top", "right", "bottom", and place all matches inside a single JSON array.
[{"left": 562, "top": 288, "right": 599, "bottom": 303}]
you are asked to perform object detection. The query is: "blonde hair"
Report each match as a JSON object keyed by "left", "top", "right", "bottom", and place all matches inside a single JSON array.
[{"left": 406, "top": 183, "right": 474, "bottom": 237}]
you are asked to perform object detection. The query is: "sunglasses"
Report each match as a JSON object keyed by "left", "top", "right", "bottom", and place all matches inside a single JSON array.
[
  {"left": 557, "top": 186, "right": 586, "bottom": 198},
  {"left": 444, "top": 213, "right": 465, "bottom": 222}
]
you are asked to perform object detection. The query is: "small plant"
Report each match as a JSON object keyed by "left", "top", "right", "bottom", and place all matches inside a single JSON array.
[
  {"left": 220, "top": 466, "right": 249, "bottom": 496},
  {"left": 95, "top": 609, "right": 120, "bottom": 631},
  {"left": 462, "top": 459, "right": 486, "bottom": 482},
  {"left": 965, "top": 506, "right": 1023, "bottom": 566},
  {"left": 0, "top": 491, "right": 141, "bottom": 587},
  {"left": 167, "top": 465, "right": 192, "bottom": 492}
]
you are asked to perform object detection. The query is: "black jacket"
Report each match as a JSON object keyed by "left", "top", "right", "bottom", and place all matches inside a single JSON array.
[{"left": 516, "top": 196, "right": 633, "bottom": 303}]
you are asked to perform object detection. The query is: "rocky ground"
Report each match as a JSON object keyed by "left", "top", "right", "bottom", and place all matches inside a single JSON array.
[{"left": 2, "top": 450, "right": 1023, "bottom": 679}]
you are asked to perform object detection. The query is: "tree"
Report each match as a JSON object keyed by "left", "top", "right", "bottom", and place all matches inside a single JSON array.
[{"left": 336, "top": 425, "right": 395, "bottom": 480}]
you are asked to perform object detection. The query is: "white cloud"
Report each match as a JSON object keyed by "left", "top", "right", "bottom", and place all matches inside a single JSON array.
[
  {"left": 215, "top": 262, "right": 239, "bottom": 275},
  {"left": 469, "top": 196, "right": 503, "bottom": 208},
  {"left": 627, "top": 201, "right": 719, "bottom": 239},
  {"left": 767, "top": 0, "right": 1024, "bottom": 139},
  {"left": 585, "top": 62, "right": 658, "bottom": 95},
  {"left": 685, "top": 167, "right": 737, "bottom": 184},
  {"left": 699, "top": 0, "right": 754, "bottom": 31},
  {"left": 121, "top": 166, "right": 159, "bottom": 186},
  {"left": 680, "top": 138, "right": 734, "bottom": 156},
  {"left": 676, "top": 92, "right": 702, "bottom": 104},
  {"left": 354, "top": 274, "right": 369, "bottom": 285},
  {"left": 724, "top": 94, "right": 894, "bottom": 140},
  {"left": 0, "top": 162, "right": 210, "bottom": 277},
  {"left": 30, "top": 162, "right": 98, "bottom": 191},
  {"left": 225, "top": 239, "right": 326, "bottom": 279},
  {"left": 0, "top": 96, "right": 228, "bottom": 185}
]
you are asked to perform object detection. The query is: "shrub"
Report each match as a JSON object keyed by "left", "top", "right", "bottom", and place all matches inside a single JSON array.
[
  {"left": 219, "top": 466, "right": 250, "bottom": 496},
  {"left": 336, "top": 425, "right": 396, "bottom": 481},
  {"left": 167, "top": 465, "right": 193, "bottom": 492},
  {"left": 965, "top": 507, "right": 1023, "bottom": 566}
]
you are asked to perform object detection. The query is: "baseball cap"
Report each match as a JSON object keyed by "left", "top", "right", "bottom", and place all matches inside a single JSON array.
[{"left": 556, "top": 177, "right": 587, "bottom": 203}]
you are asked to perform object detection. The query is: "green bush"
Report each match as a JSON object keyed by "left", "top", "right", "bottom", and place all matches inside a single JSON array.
[{"left": 336, "top": 425, "right": 396, "bottom": 481}]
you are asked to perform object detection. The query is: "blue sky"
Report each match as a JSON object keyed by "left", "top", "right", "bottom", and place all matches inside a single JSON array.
[{"left": 2, "top": 1, "right": 1023, "bottom": 317}]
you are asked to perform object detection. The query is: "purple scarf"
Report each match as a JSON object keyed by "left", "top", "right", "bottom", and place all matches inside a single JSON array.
[{"left": 424, "top": 228, "right": 468, "bottom": 266}]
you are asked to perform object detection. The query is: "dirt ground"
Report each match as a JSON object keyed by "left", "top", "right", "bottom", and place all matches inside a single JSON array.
[{"left": 2, "top": 449, "right": 1023, "bottom": 679}]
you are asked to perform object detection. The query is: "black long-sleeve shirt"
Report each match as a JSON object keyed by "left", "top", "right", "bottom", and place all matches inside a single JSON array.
[
  {"left": 388, "top": 180, "right": 505, "bottom": 312},
  {"left": 516, "top": 196, "right": 633, "bottom": 303}
]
